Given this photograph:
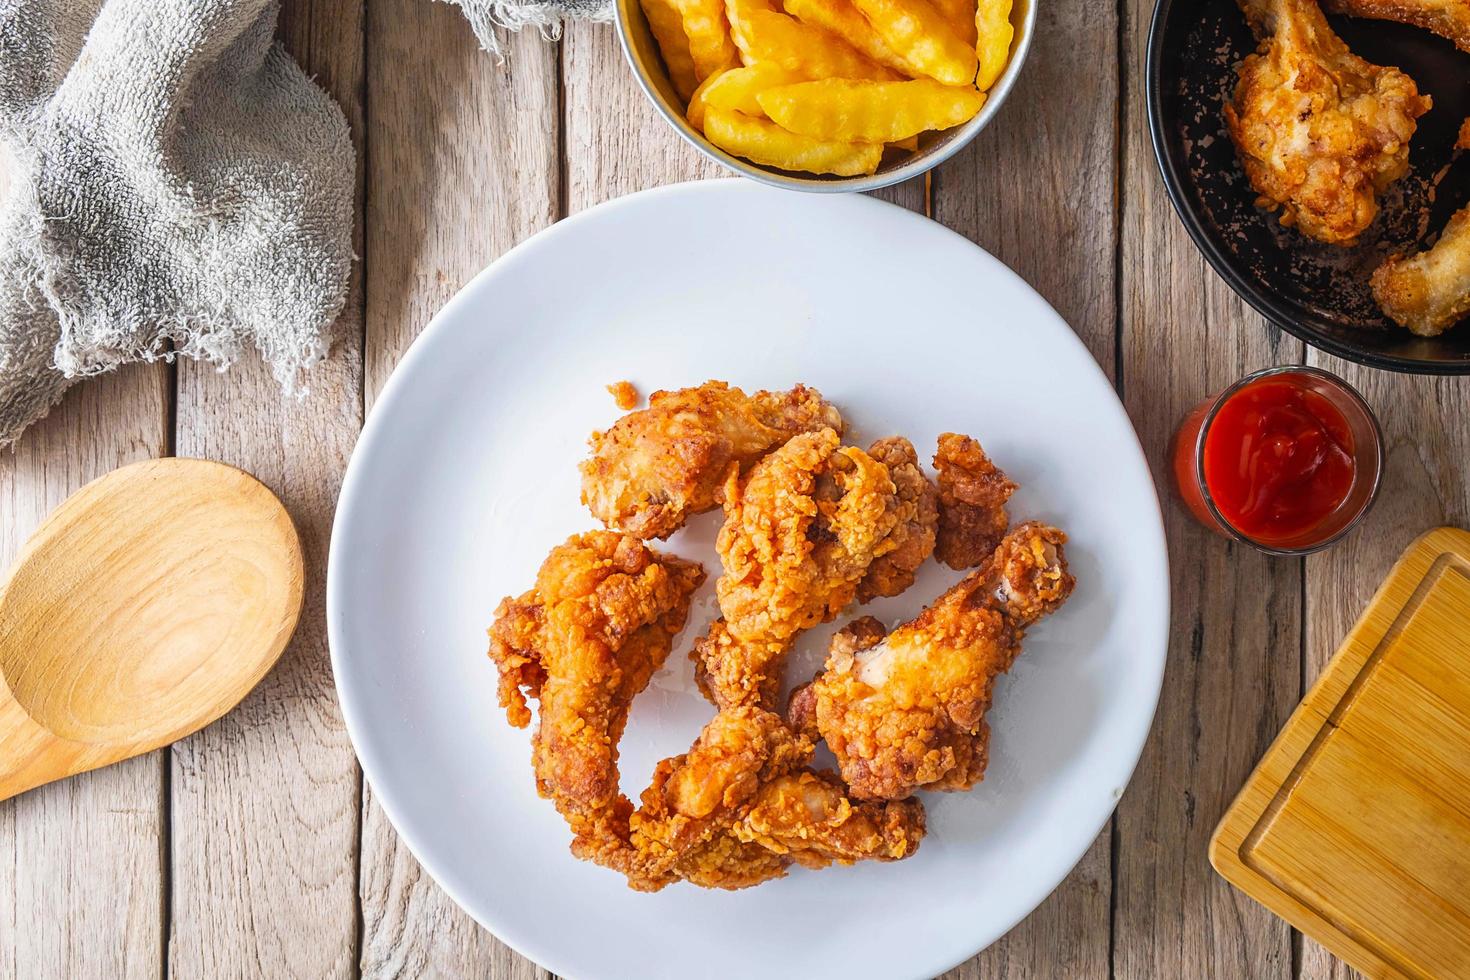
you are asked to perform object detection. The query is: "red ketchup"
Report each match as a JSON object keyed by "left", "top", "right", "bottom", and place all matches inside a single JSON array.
[{"left": 1173, "top": 369, "right": 1379, "bottom": 553}]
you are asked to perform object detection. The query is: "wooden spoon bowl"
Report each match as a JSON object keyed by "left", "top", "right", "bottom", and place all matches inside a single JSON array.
[{"left": 0, "top": 458, "right": 303, "bottom": 801}]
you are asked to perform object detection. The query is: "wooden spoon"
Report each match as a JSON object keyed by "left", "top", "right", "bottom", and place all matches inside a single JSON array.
[{"left": 0, "top": 458, "right": 303, "bottom": 802}]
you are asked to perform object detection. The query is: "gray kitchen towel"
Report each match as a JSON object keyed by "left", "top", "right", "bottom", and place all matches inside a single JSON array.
[
  {"left": 0, "top": 0, "right": 353, "bottom": 449},
  {"left": 441, "top": 0, "right": 611, "bottom": 56}
]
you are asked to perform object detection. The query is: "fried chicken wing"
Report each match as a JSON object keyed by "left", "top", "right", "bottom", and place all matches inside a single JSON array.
[
  {"left": 933, "top": 432, "right": 1017, "bottom": 570},
  {"left": 625, "top": 706, "right": 925, "bottom": 890},
  {"left": 580, "top": 380, "right": 844, "bottom": 539},
  {"left": 487, "top": 531, "right": 705, "bottom": 850},
  {"left": 1372, "top": 202, "right": 1470, "bottom": 335},
  {"left": 790, "top": 522, "right": 1074, "bottom": 801},
  {"left": 694, "top": 428, "right": 907, "bottom": 709},
  {"left": 857, "top": 437, "right": 938, "bottom": 602},
  {"left": 1323, "top": 0, "right": 1470, "bottom": 53},
  {"left": 1224, "top": 0, "right": 1431, "bottom": 245}
]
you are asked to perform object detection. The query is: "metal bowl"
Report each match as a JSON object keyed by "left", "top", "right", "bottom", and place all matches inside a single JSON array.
[
  {"left": 614, "top": 0, "right": 1036, "bottom": 192},
  {"left": 1146, "top": 0, "right": 1470, "bottom": 374}
]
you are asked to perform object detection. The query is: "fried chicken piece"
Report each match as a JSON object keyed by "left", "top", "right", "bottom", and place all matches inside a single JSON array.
[
  {"left": 1224, "top": 0, "right": 1432, "bottom": 245},
  {"left": 736, "top": 769, "right": 925, "bottom": 870},
  {"left": 1372, "top": 202, "right": 1470, "bottom": 335},
  {"left": 790, "top": 522, "right": 1074, "bottom": 801},
  {"left": 694, "top": 428, "right": 906, "bottom": 709},
  {"left": 580, "top": 380, "right": 844, "bottom": 540},
  {"left": 625, "top": 706, "right": 925, "bottom": 890},
  {"left": 857, "top": 437, "right": 938, "bottom": 603},
  {"left": 933, "top": 432, "right": 1017, "bottom": 570},
  {"left": 1323, "top": 0, "right": 1470, "bottom": 53},
  {"left": 486, "top": 531, "right": 705, "bottom": 851}
]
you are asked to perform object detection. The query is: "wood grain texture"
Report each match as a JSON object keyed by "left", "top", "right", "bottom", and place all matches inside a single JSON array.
[
  {"left": 357, "top": 1, "right": 559, "bottom": 975},
  {"left": 932, "top": 0, "right": 1116, "bottom": 973},
  {"left": 167, "top": 0, "right": 365, "bottom": 976},
  {"left": 1116, "top": 0, "right": 1306, "bottom": 978},
  {"left": 1215, "top": 529, "right": 1470, "bottom": 979},
  {"left": 564, "top": 19, "right": 725, "bottom": 212},
  {"left": 1296, "top": 356, "right": 1470, "bottom": 980},
  {"left": 0, "top": 365, "right": 168, "bottom": 980}
]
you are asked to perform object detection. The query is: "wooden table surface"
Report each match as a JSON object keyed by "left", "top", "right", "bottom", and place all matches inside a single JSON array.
[{"left": 2, "top": 0, "right": 1463, "bottom": 976}]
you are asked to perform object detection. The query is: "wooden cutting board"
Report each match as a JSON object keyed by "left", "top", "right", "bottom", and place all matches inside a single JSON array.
[{"left": 1211, "top": 527, "right": 1470, "bottom": 980}]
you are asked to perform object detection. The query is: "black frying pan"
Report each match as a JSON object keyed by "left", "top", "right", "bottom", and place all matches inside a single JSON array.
[{"left": 1147, "top": 0, "right": 1470, "bottom": 373}]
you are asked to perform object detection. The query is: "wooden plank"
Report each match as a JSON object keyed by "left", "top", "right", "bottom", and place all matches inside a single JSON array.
[
  {"left": 357, "top": 2, "right": 559, "bottom": 975},
  {"left": 1114, "top": 0, "right": 1304, "bottom": 976},
  {"left": 931, "top": 1, "right": 1116, "bottom": 974},
  {"left": 1297, "top": 355, "right": 1470, "bottom": 980},
  {"left": 166, "top": 1, "right": 365, "bottom": 975},
  {"left": 563, "top": 20, "right": 724, "bottom": 211},
  {"left": 0, "top": 365, "right": 169, "bottom": 980}
]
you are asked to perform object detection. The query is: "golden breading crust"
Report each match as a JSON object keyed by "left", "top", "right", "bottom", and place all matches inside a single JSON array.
[
  {"left": 579, "top": 380, "right": 843, "bottom": 540},
  {"left": 1323, "top": 0, "right": 1470, "bottom": 54},
  {"left": 1373, "top": 203, "right": 1470, "bottom": 336},
  {"left": 933, "top": 432, "right": 1016, "bottom": 570},
  {"left": 695, "top": 428, "right": 906, "bottom": 709},
  {"left": 794, "top": 522, "right": 1074, "bottom": 801},
  {"left": 623, "top": 706, "right": 925, "bottom": 891},
  {"left": 857, "top": 436, "right": 939, "bottom": 602},
  {"left": 1224, "top": 0, "right": 1431, "bottom": 245},
  {"left": 487, "top": 531, "right": 705, "bottom": 850}
]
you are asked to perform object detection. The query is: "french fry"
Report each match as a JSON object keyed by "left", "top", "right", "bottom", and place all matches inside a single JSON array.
[
  {"left": 727, "top": 0, "right": 899, "bottom": 80},
  {"left": 700, "top": 65, "right": 806, "bottom": 117},
  {"left": 678, "top": 0, "right": 742, "bottom": 80},
  {"left": 781, "top": 0, "right": 923, "bottom": 77},
  {"left": 974, "top": 0, "right": 1012, "bottom": 90},
  {"left": 704, "top": 107, "right": 884, "bottom": 175},
  {"left": 642, "top": 0, "right": 701, "bottom": 101},
  {"left": 757, "top": 78, "right": 984, "bottom": 142},
  {"left": 851, "top": 0, "right": 977, "bottom": 87},
  {"left": 687, "top": 68, "right": 730, "bottom": 129},
  {"left": 932, "top": 0, "right": 977, "bottom": 45}
]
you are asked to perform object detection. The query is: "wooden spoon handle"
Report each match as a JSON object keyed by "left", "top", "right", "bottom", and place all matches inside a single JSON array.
[{"left": 0, "top": 693, "right": 74, "bottom": 802}]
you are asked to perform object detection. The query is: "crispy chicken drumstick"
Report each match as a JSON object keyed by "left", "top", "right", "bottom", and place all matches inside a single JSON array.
[
  {"left": 789, "top": 522, "right": 1075, "bottom": 801},
  {"left": 1224, "top": 0, "right": 1431, "bottom": 245},
  {"left": 1324, "top": 0, "right": 1470, "bottom": 53},
  {"left": 1373, "top": 202, "right": 1470, "bottom": 336}
]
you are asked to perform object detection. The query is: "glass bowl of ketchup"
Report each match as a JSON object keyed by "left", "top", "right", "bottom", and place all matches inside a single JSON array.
[{"left": 1172, "top": 366, "right": 1383, "bottom": 556}]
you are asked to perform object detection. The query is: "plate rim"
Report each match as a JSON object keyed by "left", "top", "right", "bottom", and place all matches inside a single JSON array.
[{"left": 327, "top": 178, "right": 1172, "bottom": 980}]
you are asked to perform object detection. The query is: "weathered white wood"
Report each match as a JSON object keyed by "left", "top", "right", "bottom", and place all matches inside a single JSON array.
[
  {"left": 0, "top": 365, "right": 169, "bottom": 980},
  {"left": 166, "top": 0, "right": 365, "bottom": 975},
  {"left": 357, "top": 1, "right": 559, "bottom": 975},
  {"left": 931, "top": 2, "right": 1118, "bottom": 974},
  {"left": 1114, "top": 0, "right": 1303, "bottom": 977}
]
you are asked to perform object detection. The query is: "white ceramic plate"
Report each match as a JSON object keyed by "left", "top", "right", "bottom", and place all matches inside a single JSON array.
[{"left": 329, "top": 180, "right": 1168, "bottom": 980}]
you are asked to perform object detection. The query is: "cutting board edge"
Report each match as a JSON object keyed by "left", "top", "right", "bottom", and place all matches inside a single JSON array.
[{"left": 1209, "top": 525, "right": 1470, "bottom": 980}]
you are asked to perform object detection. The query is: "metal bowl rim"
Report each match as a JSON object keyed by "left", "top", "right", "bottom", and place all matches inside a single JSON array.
[{"left": 614, "top": 0, "right": 1039, "bottom": 193}]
